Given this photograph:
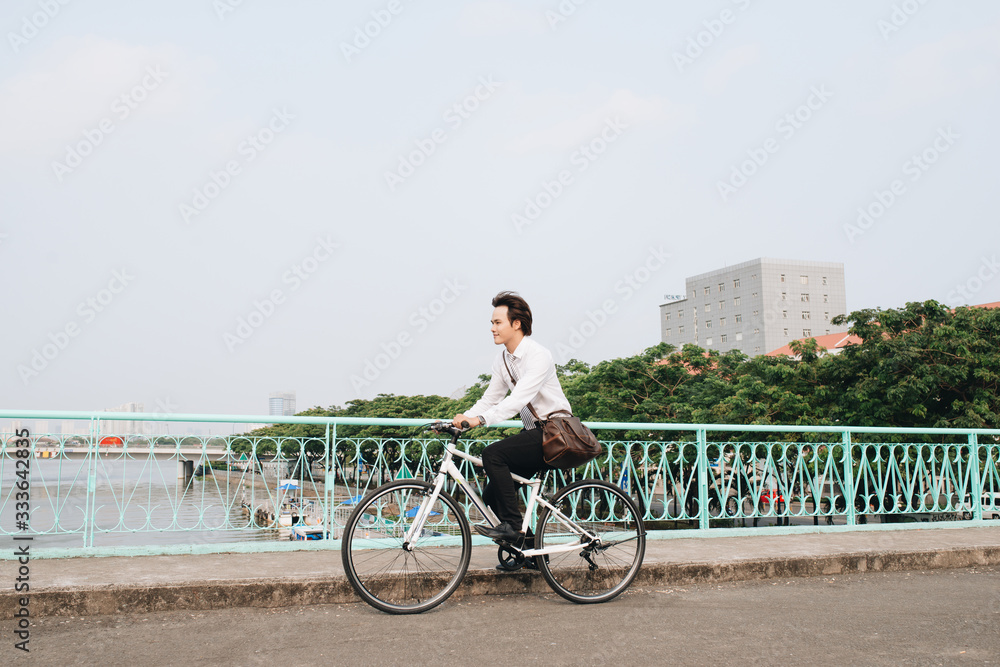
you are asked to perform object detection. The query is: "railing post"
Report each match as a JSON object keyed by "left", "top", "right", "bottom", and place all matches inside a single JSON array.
[
  {"left": 85, "top": 418, "right": 100, "bottom": 548},
  {"left": 697, "top": 429, "right": 709, "bottom": 530},
  {"left": 843, "top": 430, "right": 855, "bottom": 526},
  {"left": 969, "top": 433, "right": 982, "bottom": 522},
  {"left": 326, "top": 423, "right": 335, "bottom": 537}
]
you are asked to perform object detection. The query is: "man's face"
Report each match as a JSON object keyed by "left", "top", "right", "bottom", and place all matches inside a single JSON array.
[{"left": 491, "top": 305, "right": 520, "bottom": 346}]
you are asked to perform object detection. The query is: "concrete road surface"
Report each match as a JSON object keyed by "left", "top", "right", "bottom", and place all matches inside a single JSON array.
[{"left": 4, "top": 567, "right": 998, "bottom": 666}]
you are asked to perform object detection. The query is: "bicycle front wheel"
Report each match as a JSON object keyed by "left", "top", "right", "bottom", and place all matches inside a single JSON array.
[
  {"left": 341, "top": 480, "right": 471, "bottom": 614},
  {"left": 536, "top": 479, "right": 646, "bottom": 604}
]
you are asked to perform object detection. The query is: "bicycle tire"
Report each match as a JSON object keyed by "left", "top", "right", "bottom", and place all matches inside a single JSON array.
[
  {"left": 536, "top": 479, "right": 645, "bottom": 604},
  {"left": 341, "top": 480, "right": 471, "bottom": 614}
]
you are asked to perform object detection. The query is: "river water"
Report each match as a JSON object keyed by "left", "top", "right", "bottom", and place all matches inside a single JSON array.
[{"left": 1, "top": 458, "right": 289, "bottom": 551}]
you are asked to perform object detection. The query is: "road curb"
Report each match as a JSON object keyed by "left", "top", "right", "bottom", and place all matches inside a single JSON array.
[{"left": 5, "top": 544, "right": 999, "bottom": 618}]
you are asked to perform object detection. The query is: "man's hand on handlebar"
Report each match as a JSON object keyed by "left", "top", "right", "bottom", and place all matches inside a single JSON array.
[{"left": 452, "top": 414, "right": 482, "bottom": 429}]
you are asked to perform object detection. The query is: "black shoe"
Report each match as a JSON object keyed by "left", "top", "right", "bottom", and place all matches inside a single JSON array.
[
  {"left": 474, "top": 521, "right": 520, "bottom": 543},
  {"left": 495, "top": 562, "right": 522, "bottom": 572},
  {"left": 524, "top": 555, "right": 548, "bottom": 571}
]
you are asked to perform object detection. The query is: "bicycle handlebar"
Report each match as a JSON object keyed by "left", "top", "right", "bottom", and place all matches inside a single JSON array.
[{"left": 428, "top": 421, "right": 467, "bottom": 437}]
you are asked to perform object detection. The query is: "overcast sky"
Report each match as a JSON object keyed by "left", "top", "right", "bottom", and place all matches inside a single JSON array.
[{"left": 2, "top": 0, "right": 998, "bottom": 422}]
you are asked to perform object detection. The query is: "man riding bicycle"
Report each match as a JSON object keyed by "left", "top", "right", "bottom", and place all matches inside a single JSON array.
[{"left": 453, "top": 291, "right": 572, "bottom": 550}]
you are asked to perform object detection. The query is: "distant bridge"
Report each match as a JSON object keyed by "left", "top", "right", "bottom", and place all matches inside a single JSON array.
[{"left": 28, "top": 445, "right": 232, "bottom": 460}]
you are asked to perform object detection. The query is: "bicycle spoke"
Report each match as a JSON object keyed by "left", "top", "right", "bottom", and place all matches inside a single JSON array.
[
  {"left": 537, "top": 480, "right": 646, "bottom": 604},
  {"left": 342, "top": 481, "right": 471, "bottom": 614}
]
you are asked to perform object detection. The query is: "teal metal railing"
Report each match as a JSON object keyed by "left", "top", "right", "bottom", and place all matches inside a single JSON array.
[{"left": 1, "top": 410, "right": 998, "bottom": 558}]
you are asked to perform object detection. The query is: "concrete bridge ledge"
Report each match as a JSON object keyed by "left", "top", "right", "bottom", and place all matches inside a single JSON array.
[{"left": 3, "top": 527, "right": 998, "bottom": 618}]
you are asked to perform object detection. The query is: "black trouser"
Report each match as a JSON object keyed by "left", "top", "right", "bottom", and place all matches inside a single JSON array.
[{"left": 481, "top": 427, "right": 549, "bottom": 528}]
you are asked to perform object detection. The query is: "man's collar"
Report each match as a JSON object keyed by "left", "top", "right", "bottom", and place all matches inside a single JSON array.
[{"left": 506, "top": 336, "right": 529, "bottom": 358}]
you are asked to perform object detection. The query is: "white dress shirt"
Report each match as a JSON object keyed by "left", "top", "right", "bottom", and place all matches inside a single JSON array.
[{"left": 466, "top": 337, "right": 573, "bottom": 427}]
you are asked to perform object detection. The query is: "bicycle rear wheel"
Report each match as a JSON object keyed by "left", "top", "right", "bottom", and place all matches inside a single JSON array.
[
  {"left": 341, "top": 480, "right": 471, "bottom": 614},
  {"left": 536, "top": 479, "right": 645, "bottom": 604}
]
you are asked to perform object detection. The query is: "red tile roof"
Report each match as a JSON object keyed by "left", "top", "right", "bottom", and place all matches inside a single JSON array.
[
  {"left": 766, "top": 332, "right": 861, "bottom": 357},
  {"left": 766, "top": 302, "right": 999, "bottom": 357}
]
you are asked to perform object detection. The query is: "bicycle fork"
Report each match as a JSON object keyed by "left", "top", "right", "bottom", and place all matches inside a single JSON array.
[{"left": 401, "top": 446, "right": 498, "bottom": 549}]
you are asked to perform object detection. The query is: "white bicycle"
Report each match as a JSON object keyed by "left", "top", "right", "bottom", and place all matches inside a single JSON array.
[{"left": 341, "top": 421, "right": 646, "bottom": 614}]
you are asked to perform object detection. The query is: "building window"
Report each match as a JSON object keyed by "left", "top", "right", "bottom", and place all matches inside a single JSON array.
[
  {"left": 782, "top": 310, "right": 787, "bottom": 319},
  {"left": 753, "top": 328, "right": 759, "bottom": 335},
  {"left": 802, "top": 311, "right": 811, "bottom": 320},
  {"left": 719, "top": 317, "right": 726, "bottom": 327},
  {"left": 665, "top": 328, "right": 671, "bottom": 337},
  {"left": 781, "top": 292, "right": 787, "bottom": 301},
  {"left": 719, "top": 301, "right": 725, "bottom": 310},
  {"left": 706, "top": 320, "right": 712, "bottom": 329},
  {"left": 822, "top": 276, "right": 828, "bottom": 285},
  {"left": 753, "top": 310, "right": 759, "bottom": 317},
  {"left": 704, "top": 286, "right": 710, "bottom": 295},
  {"left": 823, "top": 294, "right": 829, "bottom": 303},
  {"left": 803, "top": 329, "right": 812, "bottom": 337},
  {"left": 718, "top": 283, "right": 725, "bottom": 292},
  {"left": 664, "top": 312, "right": 671, "bottom": 321},
  {"left": 824, "top": 312, "right": 829, "bottom": 320},
  {"left": 825, "top": 329, "right": 830, "bottom": 335},
  {"left": 800, "top": 275, "right": 808, "bottom": 285},
  {"left": 752, "top": 292, "right": 758, "bottom": 299},
  {"left": 735, "top": 332, "right": 743, "bottom": 341},
  {"left": 735, "top": 314, "right": 742, "bottom": 323},
  {"left": 783, "top": 328, "right": 788, "bottom": 337},
  {"left": 734, "top": 296, "right": 741, "bottom": 306},
  {"left": 692, "top": 290, "right": 696, "bottom": 299},
  {"left": 733, "top": 278, "right": 741, "bottom": 288},
  {"left": 721, "top": 334, "right": 728, "bottom": 343},
  {"left": 780, "top": 274, "right": 785, "bottom": 283},
  {"left": 678, "top": 325, "right": 684, "bottom": 335},
  {"left": 678, "top": 309, "right": 684, "bottom": 318},
  {"left": 705, "top": 303, "right": 711, "bottom": 312},
  {"left": 754, "top": 346, "right": 760, "bottom": 353},
  {"left": 706, "top": 337, "right": 713, "bottom": 346},
  {"left": 801, "top": 293, "right": 809, "bottom": 302},
  {"left": 751, "top": 274, "right": 757, "bottom": 280}
]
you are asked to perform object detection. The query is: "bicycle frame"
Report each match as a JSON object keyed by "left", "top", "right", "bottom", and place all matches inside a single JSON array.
[{"left": 402, "top": 436, "right": 599, "bottom": 559}]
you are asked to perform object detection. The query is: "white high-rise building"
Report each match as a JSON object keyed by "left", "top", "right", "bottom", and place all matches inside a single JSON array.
[
  {"left": 102, "top": 402, "right": 145, "bottom": 436},
  {"left": 659, "top": 258, "right": 848, "bottom": 356},
  {"left": 61, "top": 420, "right": 90, "bottom": 436},
  {"left": 269, "top": 391, "right": 297, "bottom": 417}
]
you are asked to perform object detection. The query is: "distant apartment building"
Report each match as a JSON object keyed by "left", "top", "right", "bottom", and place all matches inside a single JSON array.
[
  {"left": 269, "top": 391, "right": 297, "bottom": 417},
  {"left": 659, "top": 258, "right": 847, "bottom": 356},
  {"left": 102, "top": 402, "right": 145, "bottom": 435}
]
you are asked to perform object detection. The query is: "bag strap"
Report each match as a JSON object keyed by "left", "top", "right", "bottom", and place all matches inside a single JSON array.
[{"left": 502, "top": 352, "right": 542, "bottom": 422}]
